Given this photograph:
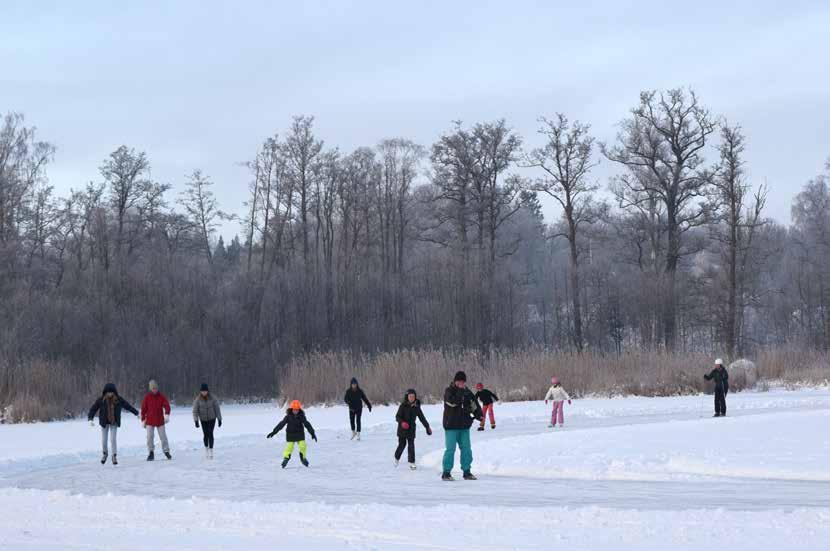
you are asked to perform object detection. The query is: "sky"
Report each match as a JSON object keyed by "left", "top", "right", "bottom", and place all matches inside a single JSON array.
[{"left": 2, "top": 0, "right": 829, "bottom": 238}]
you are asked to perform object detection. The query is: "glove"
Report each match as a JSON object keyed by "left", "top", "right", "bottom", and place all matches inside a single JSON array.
[
  {"left": 401, "top": 422, "right": 410, "bottom": 430},
  {"left": 195, "top": 421, "right": 200, "bottom": 428},
  {"left": 218, "top": 419, "right": 222, "bottom": 428},
  {"left": 89, "top": 420, "right": 95, "bottom": 427},
  {"left": 568, "top": 400, "right": 572, "bottom": 405},
  {"left": 312, "top": 434, "right": 318, "bottom": 442},
  {"left": 426, "top": 427, "right": 433, "bottom": 436},
  {"left": 163, "top": 414, "right": 170, "bottom": 424},
  {"left": 142, "top": 422, "right": 147, "bottom": 428},
  {"left": 368, "top": 405, "right": 372, "bottom": 412},
  {"left": 266, "top": 432, "right": 275, "bottom": 439}
]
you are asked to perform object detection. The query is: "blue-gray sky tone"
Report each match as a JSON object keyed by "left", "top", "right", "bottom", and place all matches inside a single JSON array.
[{"left": 3, "top": 1, "right": 829, "bottom": 237}]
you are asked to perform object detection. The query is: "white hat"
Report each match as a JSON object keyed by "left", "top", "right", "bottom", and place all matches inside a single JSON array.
[
  {"left": 714, "top": 358, "right": 723, "bottom": 365},
  {"left": 148, "top": 379, "right": 159, "bottom": 390}
]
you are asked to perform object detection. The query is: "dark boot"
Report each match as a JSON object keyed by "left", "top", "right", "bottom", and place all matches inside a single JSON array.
[
  {"left": 147, "top": 451, "right": 154, "bottom": 461},
  {"left": 112, "top": 454, "right": 118, "bottom": 465},
  {"left": 300, "top": 453, "right": 309, "bottom": 467},
  {"left": 463, "top": 471, "right": 477, "bottom": 480},
  {"left": 164, "top": 451, "right": 172, "bottom": 460},
  {"left": 281, "top": 456, "right": 290, "bottom": 469},
  {"left": 101, "top": 452, "right": 108, "bottom": 465},
  {"left": 477, "top": 426, "right": 485, "bottom": 431},
  {"left": 441, "top": 471, "right": 454, "bottom": 481}
]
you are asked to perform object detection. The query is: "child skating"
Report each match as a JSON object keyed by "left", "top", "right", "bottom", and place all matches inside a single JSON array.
[
  {"left": 544, "top": 377, "right": 571, "bottom": 428},
  {"left": 474, "top": 383, "right": 499, "bottom": 431},
  {"left": 394, "top": 388, "right": 433, "bottom": 470},
  {"left": 267, "top": 400, "right": 317, "bottom": 468}
]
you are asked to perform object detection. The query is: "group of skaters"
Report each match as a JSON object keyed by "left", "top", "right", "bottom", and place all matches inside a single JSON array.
[{"left": 86, "top": 359, "right": 729, "bottom": 479}]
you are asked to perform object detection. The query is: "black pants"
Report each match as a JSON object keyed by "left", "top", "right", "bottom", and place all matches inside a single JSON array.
[
  {"left": 714, "top": 388, "right": 727, "bottom": 416},
  {"left": 395, "top": 434, "right": 416, "bottom": 463},
  {"left": 349, "top": 409, "right": 362, "bottom": 432},
  {"left": 201, "top": 419, "right": 216, "bottom": 448}
]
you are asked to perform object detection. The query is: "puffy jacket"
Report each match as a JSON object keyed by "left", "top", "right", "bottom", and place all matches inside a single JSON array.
[
  {"left": 442, "top": 385, "right": 482, "bottom": 430},
  {"left": 192, "top": 395, "right": 222, "bottom": 423},
  {"left": 88, "top": 384, "right": 138, "bottom": 427},
  {"left": 704, "top": 366, "right": 730, "bottom": 393},
  {"left": 395, "top": 395, "right": 430, "bottom": 438},
  {"left": 269, "top": 410, "right": 316, "bottom": 442},
  {"left": 344, "top": 387, "right": 372, "bottom": 411},
  {"left": 475, "top": 388, "right": 499, "bottom": 406},
  {"left": 141, "top": 391, "right": 171, "bottom": 427},
  {"left": 544, "top": 385, "right": 570, "bottom": 402}
]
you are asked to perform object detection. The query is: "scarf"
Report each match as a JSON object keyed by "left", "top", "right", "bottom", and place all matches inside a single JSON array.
[{"left": 104, "top": 393, "right": 118, "bottom": 425}]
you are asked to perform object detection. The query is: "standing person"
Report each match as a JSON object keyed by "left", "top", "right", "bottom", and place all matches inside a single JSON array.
[
  {"left": 141, "top": 379, "right": 172, "bottom": 461},
  {"left": 544, "top": 377, "right": 572, "bottom": 428},
  {"left": 87, "top": 383, "right": 139, "bottom": 466},
  {"left": 344, "top": 377, "right": 372, "bottom": 441},
  {"left": 704, "top": 358, "right": 730, "bottom": 417},
  {"left": 441, "top": 371, "right": 482, "bottom": 481},
  {"left": 193, "top": 383, "right": 222, "bottom": 459},
  {"left": 474, "top": 383, "right": 499, "bottom": 431},
  {"left": 394, "top": 388, "right": 433, "bottom": 470},
  {"left": 267, "top": 400, "right": 317, "bottom": 468}
]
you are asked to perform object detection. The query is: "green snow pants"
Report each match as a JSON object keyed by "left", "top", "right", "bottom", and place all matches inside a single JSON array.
[{"left": 442, "top": 428, "right": 472, "bottom": 473}]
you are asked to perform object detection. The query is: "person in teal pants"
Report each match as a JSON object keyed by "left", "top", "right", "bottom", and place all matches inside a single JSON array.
[{"left": 441, "top": 371, "right": 482, "bottom": 481}]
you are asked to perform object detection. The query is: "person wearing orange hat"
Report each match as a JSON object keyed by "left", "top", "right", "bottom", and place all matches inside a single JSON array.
[{"left": 267, "top": 399, "right": 317, "bottom": 468}]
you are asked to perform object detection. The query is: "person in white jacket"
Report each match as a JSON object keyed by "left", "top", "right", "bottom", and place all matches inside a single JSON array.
[{"left": 544, "top": 377, "right": 571, "bottom": 428}]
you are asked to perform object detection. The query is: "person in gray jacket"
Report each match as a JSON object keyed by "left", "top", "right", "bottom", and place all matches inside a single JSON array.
[{"left": 193, "top": 383, "right": 222, "bottom": 459}]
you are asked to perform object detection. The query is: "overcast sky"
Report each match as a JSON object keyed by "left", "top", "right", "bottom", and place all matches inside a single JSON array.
[{"left": 3, "top": 1, "right": 829, "bottom": 237}]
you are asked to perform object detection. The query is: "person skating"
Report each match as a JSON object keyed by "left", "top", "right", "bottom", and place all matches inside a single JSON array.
[
  {"left": 267, "top": 400, "right": 317, "bottom": 468},
  {"left": 141, "top": 379, "right": 172, "bottom": 461},
  {"left": 544, "top": 377, "right": 571, "bottom": 428},
  {"left": 474, "top": 383, "right": 499, "bottom": 431},
  {"left": 344, "top": 377, "right": 372, "bottom": 440},
  {"left": 704, "top": 358, "right": 730, "bottom": 417},
  {"left": 193, "top": 383, "right": 222, "bottom": 459},
  {"left": 394, "top": 388, "right": 433, "bottom": 470},
  {"left": 441, "top": 371, "right": 482, "bottom": 481},
  {"left": 87, "top": 383, "right": 138, "bottom": 465}
]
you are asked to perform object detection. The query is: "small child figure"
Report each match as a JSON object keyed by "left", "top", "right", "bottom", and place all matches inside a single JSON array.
[
  {"left": 474, "top": 383, "right": 499, "bottom": 431},
  {"left": 267, "top": 399, "right": 317, "bottom": 468},
  {"left": 544, "top": 377, "right": 571, "bottom": 428}
]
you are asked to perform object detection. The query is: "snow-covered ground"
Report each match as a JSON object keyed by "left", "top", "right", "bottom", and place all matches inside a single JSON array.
[{"left": 1, "top": 389, "right": 829, "bottom": 549}]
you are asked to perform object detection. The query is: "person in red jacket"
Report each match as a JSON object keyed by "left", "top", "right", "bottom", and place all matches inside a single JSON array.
[{"left": 141, "top": 379, "right": 172, "bottom": 461}]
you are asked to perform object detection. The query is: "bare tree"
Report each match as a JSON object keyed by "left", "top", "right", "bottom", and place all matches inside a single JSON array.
[
  {"left": 99, "top": 145, "right": 151, "bottom": 259},
  {"left": 179, "top": 169, "right": 220, "bottom": 263}
]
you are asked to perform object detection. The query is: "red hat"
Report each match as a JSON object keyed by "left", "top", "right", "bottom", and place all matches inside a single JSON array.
[{"left": 475, "top": 383, "right": 484, "bottom": 390}]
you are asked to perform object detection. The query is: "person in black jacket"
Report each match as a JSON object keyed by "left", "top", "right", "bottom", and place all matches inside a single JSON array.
[
  {"left": 441, "top": 371, "right": 483, "bottom": 481},
  {"left": 344, "top": 377, "right": 372, "bottom": 440},
  {"left": 474, "top": 383, "right": 499, "bottom": 431},
  {"left": 704, "top": 359, "right": 730, "bottom": 417},
  {"left": 87, "top": 383, "right": 139, "bottom": 465},
  {"left": 267, "top": 399, "right": 317, "bottom": 468},
  {"left": 394, "top": 388, "right": 433, "bottom": 469}
]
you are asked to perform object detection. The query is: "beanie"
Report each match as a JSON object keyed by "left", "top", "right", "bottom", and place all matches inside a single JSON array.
[{"left": 453, "top": 371, "right": 467, "bottom": 383}]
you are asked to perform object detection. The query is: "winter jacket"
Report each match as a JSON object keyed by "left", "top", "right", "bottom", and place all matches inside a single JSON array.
[
  {"left": 141, "top": 391, "right": 171, "bottom": 427},
  {"left": 88, "top": 384, "right": 138, "bottom": 428},
  {"left": 269, "top": 410, "right": 316, "bottom": 442},
  {"left": 344, "top": 387, "right": 372, "bottom": 412},
  {"left": 442, "top": 385, "right": 482, "bottom": 430},
  {"left": 544, "top": 385, "right": 570, "bottom": 402},
  {"left": 475, "top": 389, "right": 499, "bottom": 406},
  {"left": 192, "top": 395, "right": 222, "bottom": 423},
  {"left": 704, "top": 366, "right": 730, "bottom": 393},
  {"left": 395, "top": 397, "right": 431, "bottom": 438}
]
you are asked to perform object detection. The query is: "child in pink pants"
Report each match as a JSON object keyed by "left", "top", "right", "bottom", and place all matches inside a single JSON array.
[{"left": 544, "top": 377, "right": 571, "bottom": 428}]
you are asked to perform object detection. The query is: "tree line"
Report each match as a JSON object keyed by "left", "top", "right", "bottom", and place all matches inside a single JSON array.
[{"left": 1, "top": 87, "right": 828, "bottom": 399}]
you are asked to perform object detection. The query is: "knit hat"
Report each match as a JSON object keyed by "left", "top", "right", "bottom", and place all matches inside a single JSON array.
[
  {"left": 475, "top": 383, "right": 484, "bottom": 390},
  {"left": 200, "top": 383, "right": 209, "bottom": 392},
  {"left": 290, "top": 399, "right": 302, "bottom": 410},
  {"left": 102, "top": 383, "right": 117, "bottom": 395},
  {"left": 148, "top": 379, "right": 159, "bottom": 391},
  {"left": 405, "top": 388, "right": 417, "bottom": 400},
  {"left": 350, "top": 377, "right": 358, "bottom": 386},
  {"left": 453, "top": 371, "right": 467, "bottom": 383},
  {"left": 551, "top": 377, "right": 559, "bottom": 385},
  {"left": 715, "top": 358, "right": 724, "bottom": 366}
]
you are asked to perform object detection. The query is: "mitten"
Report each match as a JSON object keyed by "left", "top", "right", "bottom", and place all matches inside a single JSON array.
[
  {"left": 401, "top": 422, "right": 410, "bottom": 430},
  {"left": 218, "top": 419, "right": 222, "bottom": 428},
  {"left": 426, "top": 427, "right": 433, "bottom": 436},
  {"left": 195, "top": 421, "right": 200, "bottom": 428}
]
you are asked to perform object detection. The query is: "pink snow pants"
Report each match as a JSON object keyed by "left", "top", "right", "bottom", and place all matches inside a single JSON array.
[
  {"left": 550, "top": 401, "right": 564, "bottom": 426},
  {"left": 480, "top": 403, "right": 495, "bottom": 427}
]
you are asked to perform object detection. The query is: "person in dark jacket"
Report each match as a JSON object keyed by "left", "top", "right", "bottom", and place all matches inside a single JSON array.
[
  {"left": 441, "top": 371, "right": 482, "bottom": 481},
  {"left": 267, "top": 400, "right": 317, "bottom": 468},
  {"left": 193, "top": 383, "right": 222, "bottom": 459},
  {"left": 344, "top": 377, "right": 372, "bottom": 440},
  {"left": 394, "top": 388, "right": 433, "bottom": 469},
  {"left": 474, "top": 382, "right": 499, "bottom": 431},
  {"left": 87, "top": 383, "right": 138, "bottom": 465},
  {"left": 704, "top": 358, "right": 730, "bottom": 417}
]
